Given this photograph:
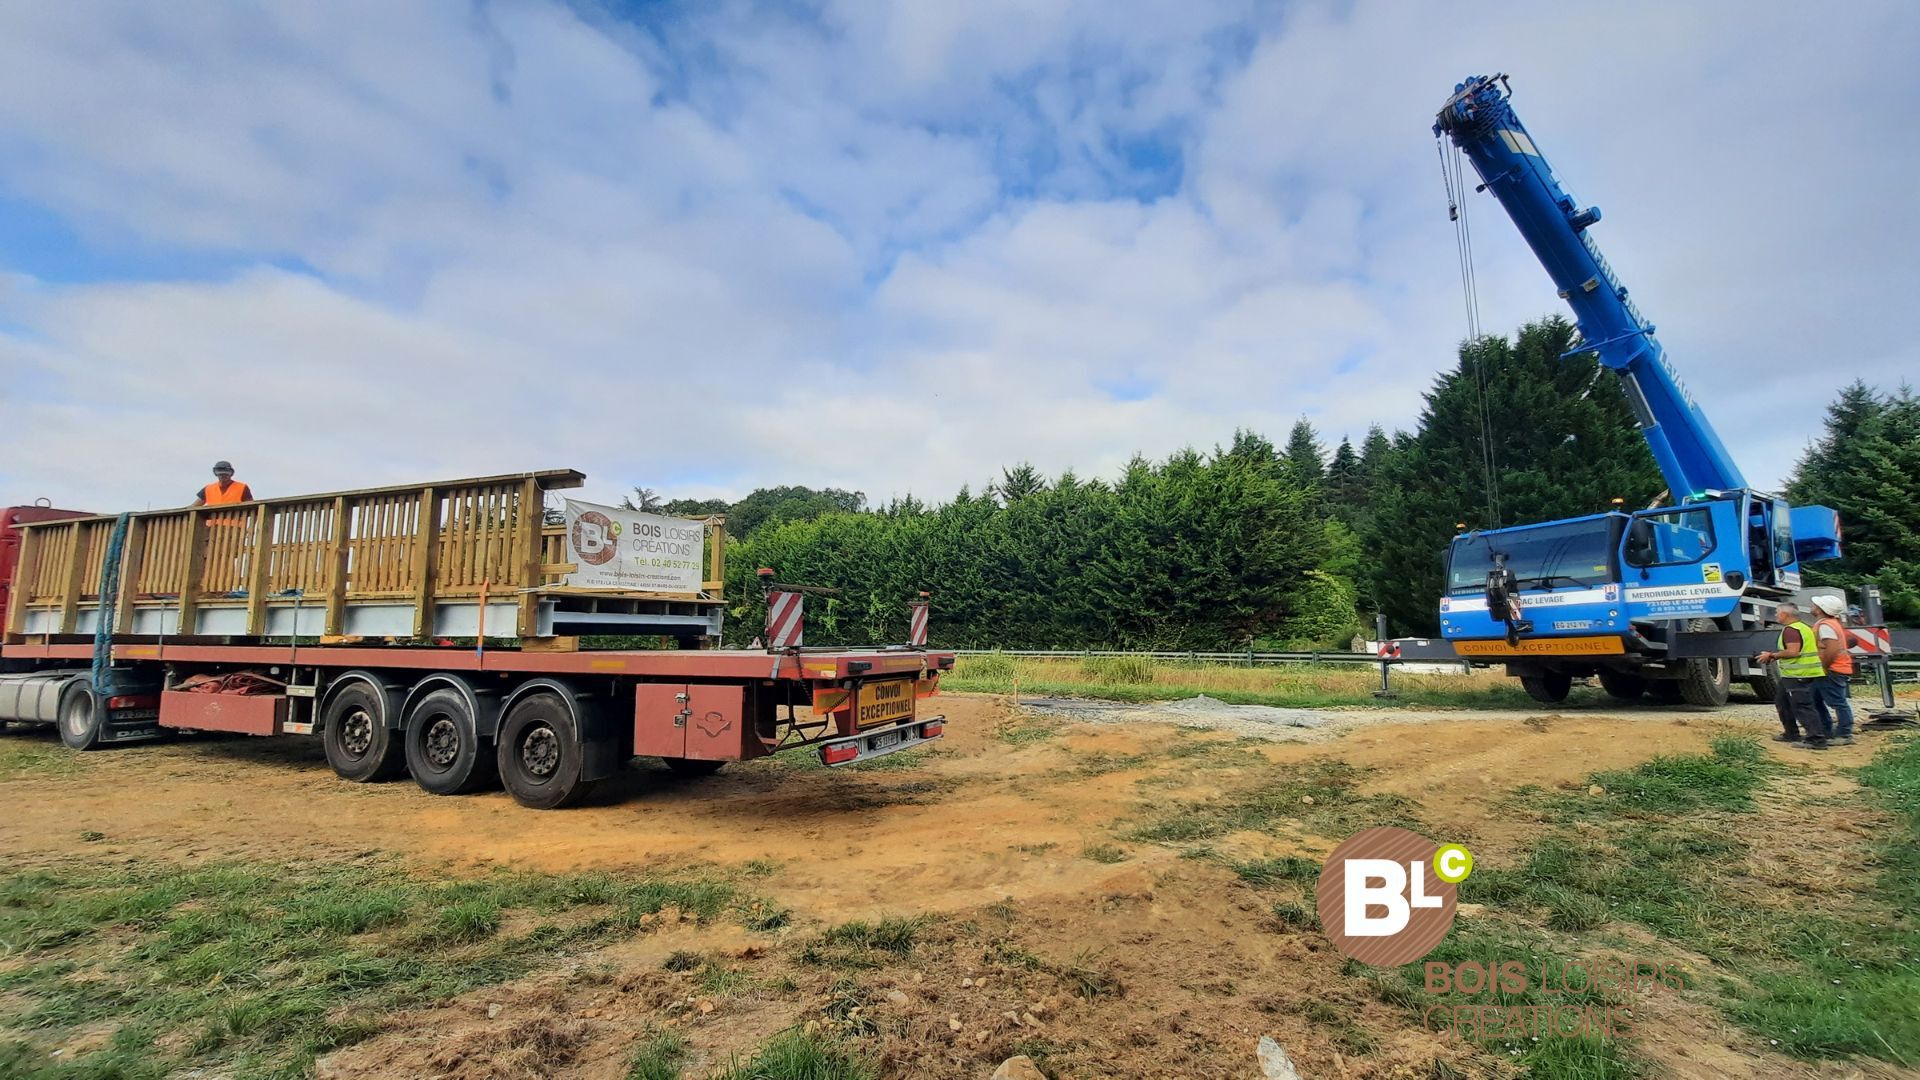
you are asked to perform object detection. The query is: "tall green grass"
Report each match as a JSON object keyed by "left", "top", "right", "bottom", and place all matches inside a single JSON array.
[{"left": 946, "top": 654, "right": 1543, "bottom": 709}]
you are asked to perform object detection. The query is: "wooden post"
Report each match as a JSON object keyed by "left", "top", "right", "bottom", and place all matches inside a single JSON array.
[
  {"left": 6, "top": 525, "right": 40, "bottom": 639},
  {"left": 113, "top": 517, "right": 147, "bottom": 635},
  {"left": 244, "top": 503, "right": 273, "bottom": 635},
  {"left": 515, "top": 477, "right": 542, "bottom": 638},
  {"left": 177, "top": 509, "right": 208, "bottom": 636},
  {"left": 57, "top": 524, "right": 88, "bottom": 635},
  {"left": 409, "top": 489, "right": 439, "bottom": 639},
  {"left": 705, "top": 516, "right": 728, "bottom": 595},
  {"left": 325, "top": 496, "right": 350, "bottom": 636}
]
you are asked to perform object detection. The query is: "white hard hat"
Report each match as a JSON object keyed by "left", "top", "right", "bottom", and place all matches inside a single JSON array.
[{"left": 1810, "top": 594, "right": 1845, "bottom": 616}]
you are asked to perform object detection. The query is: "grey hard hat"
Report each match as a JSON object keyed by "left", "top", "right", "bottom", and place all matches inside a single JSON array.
[{"left": 213, "top": 461, "right": 234, "bottom": 472}]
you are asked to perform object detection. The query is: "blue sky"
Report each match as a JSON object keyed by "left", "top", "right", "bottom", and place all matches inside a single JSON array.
[{"left": 1, "top": 1, "right": 1915, "bottom": 512}]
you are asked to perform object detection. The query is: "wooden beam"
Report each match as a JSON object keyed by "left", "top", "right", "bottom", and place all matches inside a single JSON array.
[
  {"left": 5, "top": 525, "right": 39, "bottom": 638},
  {"left": 324, "top": 496, "right": 350, "bottom": 636},
  {"left": 56, "top": 524, "right": 88, "bottom": 636},
  {"left": 177, "top": 509, "right": 208, "bottom": 636},
  {"left": 515, "top": 476, "right": 543, "bottom": 637},
  {"left": 111, "top": 517, "right": 147, "bottom": 635},
  {"left": 706, "top": 517, "right": 727, "bottom": 597},
  {"left": 409, "top": 488, "right": 440, "bottom": 639},
  {"left": 244, "top": 503, "right": 273, "bottom": 635},
  {"left": 518, "top": 635, "right": 580, "bottom": 653}
]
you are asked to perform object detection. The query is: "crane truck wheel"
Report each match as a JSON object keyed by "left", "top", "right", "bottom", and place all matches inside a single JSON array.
[
  {"left": 56, "top": 680, "right": 105, "bottom": 751},
  {"left": 1678, "top": 618, "right": 1731, "bottom": 707},
  {"left": 662, "top": 758, "right": 725, "bottom": 777},
  {"left": 403, "top": 688, "right": 499, "bottom": 796},
  {"left": 1596, "top": 670, "right": 1647, "bottom": 701},
  {"left": 1745, "top": 674, "right": 1778, "bottom": 703},
  {"left": 1520, "top": 672, "right": 1572, "bottom": 704},
  {"left": 321, "top": 683, "right": 407, "bottom": 782},
  {"left": 496, "top": 692, "right": 598, "bottom": 810}
]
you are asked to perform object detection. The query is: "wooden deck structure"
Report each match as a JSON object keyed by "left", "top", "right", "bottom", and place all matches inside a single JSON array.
[{"left": 3, "top": 470, "right": 728, "bottom": 644}]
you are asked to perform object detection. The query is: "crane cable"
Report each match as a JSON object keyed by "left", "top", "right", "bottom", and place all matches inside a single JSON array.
[{"left": 1437, "top": 136, "right": 1501, "bottom": 528}]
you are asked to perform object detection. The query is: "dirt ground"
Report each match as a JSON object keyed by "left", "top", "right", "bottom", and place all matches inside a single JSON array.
[{"left": 1, "top": 692, "right": 1910, "bottom": 1079}]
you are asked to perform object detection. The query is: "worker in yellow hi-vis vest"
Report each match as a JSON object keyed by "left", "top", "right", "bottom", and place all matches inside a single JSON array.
[{"left": 1755, "top": 602, "right": 1829, "bottom": 750}]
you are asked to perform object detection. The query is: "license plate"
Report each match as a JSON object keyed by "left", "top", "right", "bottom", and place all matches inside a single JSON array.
[
  {"left": 855, "top": 679, "right": 916, "bottom": 728},
  {"left": 870, "top": 730, "right": 902, "bottom": 751},
  {"left": 1454, "top": 635, "right": 1626, "bottom": 657}
]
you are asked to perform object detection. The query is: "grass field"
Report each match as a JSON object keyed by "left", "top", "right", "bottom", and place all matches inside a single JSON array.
[
  {"left": 946, "top": 652, "right": 1572, "bottom": 708},
  {"left": 3, "top": 696, "right": 1916, "bottom": 1078}
]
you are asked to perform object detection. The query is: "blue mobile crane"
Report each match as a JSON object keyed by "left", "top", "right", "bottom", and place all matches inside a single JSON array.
[{"left": 1424, "top": 74, "right": 1844, "bottom": 705}]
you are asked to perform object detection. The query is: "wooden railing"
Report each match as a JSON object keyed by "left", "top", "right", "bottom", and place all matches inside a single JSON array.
[{"left": 3, "top": 470, "right": 727, "bottom": 641}]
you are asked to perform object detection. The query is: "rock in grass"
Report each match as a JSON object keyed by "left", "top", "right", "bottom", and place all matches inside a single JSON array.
[
  {"left": 1257, "top": 1035, "right": 1301, "bottom": 1080},
  {"left": 993, "top": 1056, "right": 1048, "bottom": 1080}
]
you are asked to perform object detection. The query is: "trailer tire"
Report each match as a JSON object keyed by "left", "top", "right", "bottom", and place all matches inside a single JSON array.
[
  {"left": 322, "top": 684, "right": 406, "bottom": 783},
  {"left": 497, "top": 692, "right": 597, "bottom": 810},
  {"left": 662, "top": 758, "right": 725, "bottom": 777},
  {"left": 404, "top": 688, "right": 497, "bottom": 796},
  {"left": 57, "top": 681, "right": 104, "bottom": 751},
  {"left": 1520, "top": 672, "right": 1572, "bottom": 704},
  {"left": 1596, "top": 670, "right": 1646, "bottom": 701},
  {"left": 1678, "top": 618, "right": 1731, "bottom": 707}
]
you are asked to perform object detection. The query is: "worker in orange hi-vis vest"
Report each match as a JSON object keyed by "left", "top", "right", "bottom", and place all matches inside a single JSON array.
[
  {"left": 193, "top": 461, "right": 254, "bottom": 509},
  {"left": 191, "top": 461, "right": 257, "bottom": 589}
]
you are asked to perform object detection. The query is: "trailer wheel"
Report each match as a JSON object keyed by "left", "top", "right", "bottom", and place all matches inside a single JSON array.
[
  {"left": 497, "top": 693, "right": 597, "bottom": 810},
  {"left": 1596, "top": 670, "right": 1646, "bottom": 701},
  {"left": 322, "top": 684, "right": 406, "bottom": 782},
  {"left": 403, "top": 688, "right": 498, "bottom": 796},
  {"left": 1678, "top": 618, "right": 1731, "bottom": 707},
  {"left": 57, "top": 681, "right": 104, "bottom": 751},
  {"left": 662, "top": 758, "right": 725, "bottom": 777},
  {"left": 1520, "top": 672, "right": 1571, "bottom": 704}
]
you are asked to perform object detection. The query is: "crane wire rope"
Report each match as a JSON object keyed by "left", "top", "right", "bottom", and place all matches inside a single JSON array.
[{"left": 1438, "top": 136, "right": 1501, "bottom": 528}]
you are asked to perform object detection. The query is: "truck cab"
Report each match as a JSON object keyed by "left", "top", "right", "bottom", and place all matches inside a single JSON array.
[{"left": 1437, "top": 494, "right": 1823, "bottom": 705}]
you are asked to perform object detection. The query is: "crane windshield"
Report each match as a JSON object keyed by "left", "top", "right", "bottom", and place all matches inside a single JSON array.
[{"left": 1446, "top": 519, "right": 1622, "bottom": 595}]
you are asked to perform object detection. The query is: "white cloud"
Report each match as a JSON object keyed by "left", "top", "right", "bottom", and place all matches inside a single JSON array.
[{"left": 0, "top": 0, "right": 1914, "bottom": 517}]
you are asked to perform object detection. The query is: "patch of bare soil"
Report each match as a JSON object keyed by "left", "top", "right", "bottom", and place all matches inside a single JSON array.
[{"left": 1, "top": 692, "right": 1902, "bottom": 1078}]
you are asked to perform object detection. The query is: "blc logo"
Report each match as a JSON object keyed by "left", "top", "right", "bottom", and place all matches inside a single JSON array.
[{"left": 1315, "top": 827, "right": 1472, "bottom": 967}]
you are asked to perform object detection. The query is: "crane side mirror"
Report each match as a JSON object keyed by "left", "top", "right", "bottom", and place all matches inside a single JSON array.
[{"left": 1624, "top": 519, "right": 1655, "bottom": 567}]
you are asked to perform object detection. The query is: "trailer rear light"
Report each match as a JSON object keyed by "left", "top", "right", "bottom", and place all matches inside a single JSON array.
[
  {"left": 823, "top": 744, "right": 860, "bottom": 765},
  {"left": 921, "top": 721, "right": 943, "bottom": 738},
  {"left": 108, "top": 695, "right": 158, "bottom": 710}
]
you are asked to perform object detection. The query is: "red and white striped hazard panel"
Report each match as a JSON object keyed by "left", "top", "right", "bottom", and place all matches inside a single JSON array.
[
  {"left": 1849, "top": 626, "right": 1892, "bottom": 655},
  {"left": 908, "top": 602, "right": 929, "bottom": 647},
  {"left": 765, "top": 590, "right": 804, "bottom": 648}
]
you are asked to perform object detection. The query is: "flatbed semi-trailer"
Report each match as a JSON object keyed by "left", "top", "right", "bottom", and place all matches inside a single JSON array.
[{"left": 0, "top": 472, "right": 953, "bottom": 808}]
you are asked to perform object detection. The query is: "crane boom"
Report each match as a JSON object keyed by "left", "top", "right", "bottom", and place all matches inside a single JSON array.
[{"left": 1435, "top": 74, "right": 1746, "bottom": 498}]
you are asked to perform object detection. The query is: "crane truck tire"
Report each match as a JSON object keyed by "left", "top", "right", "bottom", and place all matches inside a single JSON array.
[
  {"left": 1596, "top": 669, "right": 1646, "bottom": 701},
  {"left": 1746, "top": 674, "right": 1778, "bottom": 703},
  {"left": 1678, "top": 618, "right": 1732, "bottom": 707},
  {"left": 56, "top": 679, "right": 104, "bottom": 751},
  {"left": 1520, "top": 671, "right": 1572, "bottom": 703},
  {"left": 663, "top": 758, "right": 725, "bottom": 777},
  {"left": 321, "top": 683, "right": 407, "bottom": 782},
  {"left": 403, "top": 688, "right": 499, "bottom": 796},
  {"left": 496, "top": 692, "right": 597, "bottom": 810}
]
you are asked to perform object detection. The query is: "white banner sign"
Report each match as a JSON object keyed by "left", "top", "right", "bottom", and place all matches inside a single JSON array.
[{"left": 562, "top": 500, "right": 705, "bottom": 594}]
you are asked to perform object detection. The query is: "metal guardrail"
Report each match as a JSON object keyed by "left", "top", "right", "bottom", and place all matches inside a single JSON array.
[
  {"left": 945, "top": 647, "right": 1920, "bottom": 676},
  {"left": 947, "top": 648, "right": 1459, "bottom": 668}
]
